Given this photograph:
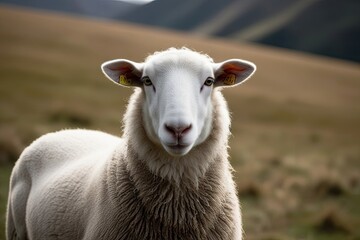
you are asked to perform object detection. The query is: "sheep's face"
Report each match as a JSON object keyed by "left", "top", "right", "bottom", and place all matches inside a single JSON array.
[
  {"left": 101, "top": 48, "right": 256, "bottom": 157},
  {"left": 140, "top": 56, "right": 214, "bottom": 157}
]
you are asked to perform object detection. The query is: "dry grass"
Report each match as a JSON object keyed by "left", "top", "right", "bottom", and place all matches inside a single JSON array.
[
  {"left": 312, "top": 206, "right": 354, "bottom": 234},
  {"left": 0, "top": 128, "right": 24, "bottom": 165},
  {"left": 0, "top": 5, "right": 359, "bottom": 240}
]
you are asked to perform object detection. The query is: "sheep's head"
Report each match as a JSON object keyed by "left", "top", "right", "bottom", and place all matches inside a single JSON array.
[{"left": 102, "top": 48, "right": 256, "bottom": 157}]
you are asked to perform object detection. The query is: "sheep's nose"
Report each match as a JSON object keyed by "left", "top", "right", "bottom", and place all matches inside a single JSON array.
[{"left": 165, "top": 123, "right": 192, "bottom": 139}]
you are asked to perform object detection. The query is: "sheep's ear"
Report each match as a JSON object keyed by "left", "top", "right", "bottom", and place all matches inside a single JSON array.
[
  {"left": 213, "top": 59, "right": 256, "bottom": 88},
  {"left": 101, "top": 59, "right": 144, "bottom": 87}
]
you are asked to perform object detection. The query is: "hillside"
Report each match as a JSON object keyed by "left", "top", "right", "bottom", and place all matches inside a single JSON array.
[
  {"left": 1, "top": 0, "right": 359, "bottom": 62},
  {"left": 119, "top": 0, "right": 360, "bottom": 62},
  {"left": 1, "top": 5, "right": 360, "bottom": 240},
  {"left": 0, "top": 0, "right": 136, "bottom": 18}
]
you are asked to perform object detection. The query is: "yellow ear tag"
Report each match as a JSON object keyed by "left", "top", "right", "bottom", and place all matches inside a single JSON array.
[
  {"left": 119, "top": 74, "right": 132, "bottom": 86},
  {"left": 223, "top": 74, "right": 236, "bottom": 85}
]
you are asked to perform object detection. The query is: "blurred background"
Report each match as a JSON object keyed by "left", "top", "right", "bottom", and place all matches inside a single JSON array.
[{"left": 0, "top": 0, "right": 359, "bottom": 239}]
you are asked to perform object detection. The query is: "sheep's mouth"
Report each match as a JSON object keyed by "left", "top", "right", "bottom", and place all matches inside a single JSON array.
[
  {"left": 168, "top": 144, "right": 188, "bottom": 150},
  {"left": 164, "top": 143, "right": 192, "bottom": 156}
]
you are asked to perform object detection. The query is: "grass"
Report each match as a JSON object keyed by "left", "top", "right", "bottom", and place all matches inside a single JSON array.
[
  {"left": 0, "top": 164, "right": 13, "bottom": 239},
  {"left": 0, "top": 5, "right": 360, "bottom": 240}
]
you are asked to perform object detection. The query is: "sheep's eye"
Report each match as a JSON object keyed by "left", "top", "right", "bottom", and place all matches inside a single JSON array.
[
  {"left": 204, "top": 77, "right": 214, "bottom": 86},
  {"left": 142, "top": 76, "right": 152, "bottom": 86}
]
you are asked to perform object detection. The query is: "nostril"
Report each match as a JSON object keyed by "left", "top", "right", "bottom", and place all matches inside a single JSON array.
[
  {"left": 180, "top": 124, "right": 192, "bottom": 136},
  {"left": 165, "top": 124, "right": 192, "bottom": 138},
  {"left": 165, "top": 124, "right": 177, "bottom": 136}
]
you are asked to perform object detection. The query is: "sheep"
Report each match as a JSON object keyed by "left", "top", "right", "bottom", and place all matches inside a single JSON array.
[{"left": 6, "top": 47, "right": 256, "bottom": 240}]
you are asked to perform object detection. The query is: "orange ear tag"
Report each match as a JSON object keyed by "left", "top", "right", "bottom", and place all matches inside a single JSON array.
[
  {"left": 223, "top": 74, "right": 236, "bottom": 85},
  {"left": 119, "top": 74, "right": 132, "bottom": 86}
]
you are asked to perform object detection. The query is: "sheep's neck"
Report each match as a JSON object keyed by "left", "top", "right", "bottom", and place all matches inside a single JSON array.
[{"left": 108, "top": 149, "right": 235, "bottom": 239}]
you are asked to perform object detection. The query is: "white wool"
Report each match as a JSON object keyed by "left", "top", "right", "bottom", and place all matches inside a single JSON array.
[{"left": 123, "top": 88, "right": 230, "bottom": 187}]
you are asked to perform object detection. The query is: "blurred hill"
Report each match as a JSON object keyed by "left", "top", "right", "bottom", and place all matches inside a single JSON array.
[
  {"left": 119, "top": 0, "right": 360, "bottom": 62},
  {"left": 0, "top": 0, "right": 359, "bottom": 62},
  {"left": 0, "top": 0, "right": 137, "bottom": 18},
  {"left": 0, "top": 5, "right": 360, "bottom": 239}
]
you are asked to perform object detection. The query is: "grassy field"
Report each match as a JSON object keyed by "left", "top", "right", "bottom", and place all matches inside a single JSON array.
[{"left": 1, "top": 5, "right": 360, "bottom": 240}]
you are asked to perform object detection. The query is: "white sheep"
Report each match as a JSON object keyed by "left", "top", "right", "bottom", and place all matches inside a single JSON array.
[{"left": 6, "top": 47, "right": 256, "bottom": 240}]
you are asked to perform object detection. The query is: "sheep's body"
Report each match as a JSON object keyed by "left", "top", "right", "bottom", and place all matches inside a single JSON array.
[
  {"left": 7, "top": 48, "right": 255, "bottom": 240},
  {"left": 7, "top": 130, "right": 121, "bottom": 239}
]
